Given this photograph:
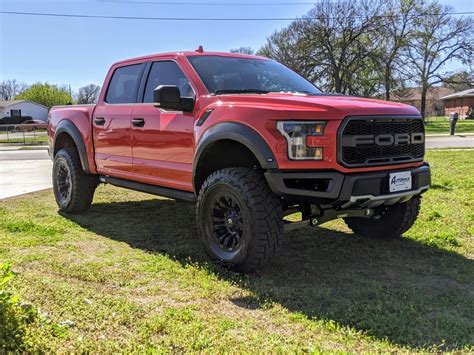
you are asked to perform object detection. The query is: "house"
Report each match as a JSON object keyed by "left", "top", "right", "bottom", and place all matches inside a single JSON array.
[
  {"left": 440, "top": 89, "right": 474, "bottom": 118},
  {"left": 391, "top": 87, "right": 454, "bottom": 117},
  {"left": 0, "top": 100, "right": 49, "bottom": 121}
]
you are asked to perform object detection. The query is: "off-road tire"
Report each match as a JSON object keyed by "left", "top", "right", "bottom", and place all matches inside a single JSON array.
[
  {"left": 196, "top": 168, "right": 283, "bottom": 273},
  {"left": 53, "top": 148, "right": 98, "bottom": 214},
  {"left": 344, "top": 196, "right": 421, "bottom": 240}
]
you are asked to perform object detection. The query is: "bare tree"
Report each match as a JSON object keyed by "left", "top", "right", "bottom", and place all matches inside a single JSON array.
[
  {"left": 378, "top": 0, "right": 418, "bottom": 100},
  {"left": 405, "top": 3, "right": 473, "bottom": 118},
  {"left": 260, "top": 0, "right": 384, "bottom": 96},
  {"left": 230, "top": 46, "right": 255, "bottom": 55},
  {"left": 0, "top": 79, "right": 28, "bottom": 100},
  {"left": 76, "top": 84, "right": 101, "bottom": 104}
]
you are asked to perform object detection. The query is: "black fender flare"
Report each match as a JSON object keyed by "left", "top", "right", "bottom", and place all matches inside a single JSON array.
[
  {"left": 53, "top": 119, "right": 91, "bottom": 173},
  {"left": 193, "top": 122, "right": 278, "bottom": 190}
]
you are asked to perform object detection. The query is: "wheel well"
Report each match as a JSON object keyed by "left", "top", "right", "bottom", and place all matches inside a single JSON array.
[
  {"left": 194, "top": 139, "right": 261, "bottom": 193},
  {"left": 54, "top": 132, "right": 77, "bottom": 156}
]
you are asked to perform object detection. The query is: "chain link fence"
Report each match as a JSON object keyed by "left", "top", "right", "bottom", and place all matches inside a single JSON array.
[{"left": 0, "top": 124, "right": 48, "bottom": 145}]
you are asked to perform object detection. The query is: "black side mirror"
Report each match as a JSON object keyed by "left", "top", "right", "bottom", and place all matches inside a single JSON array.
[{"left": 153, "top": 85, "right": 194, "bottom": 112}]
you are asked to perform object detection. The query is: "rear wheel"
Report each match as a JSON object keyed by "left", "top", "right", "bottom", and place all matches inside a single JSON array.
[
  {"left": 196, "top": 168, "right": 283, "bottom": 273},
  {"left": 53, "top": 148, "right": 98, "bottom": 214},
  {"left": 344, "top": 196, "right": 421, "bottom": 239}
]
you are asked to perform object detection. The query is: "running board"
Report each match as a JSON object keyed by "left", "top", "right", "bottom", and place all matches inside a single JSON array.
[{"left": 99, "top": 176, "right": 196, "bottom": 203}]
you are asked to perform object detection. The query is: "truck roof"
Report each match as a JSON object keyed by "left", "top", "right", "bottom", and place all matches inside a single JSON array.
[{"left": 113, "top": 50, "right": 268, "bottom": 66}]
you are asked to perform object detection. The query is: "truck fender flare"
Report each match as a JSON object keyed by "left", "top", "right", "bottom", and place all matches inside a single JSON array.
[
  {"left": 193, "top": 122, "right": 278, "bottom": 188},
  {"left": 54, "top": 119, "right": 91, "bottom": 174}
]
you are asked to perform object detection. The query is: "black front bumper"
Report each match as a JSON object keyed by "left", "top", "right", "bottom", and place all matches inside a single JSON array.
[{"left": 264, "top": 163, "right": 431, "bottom": 208}]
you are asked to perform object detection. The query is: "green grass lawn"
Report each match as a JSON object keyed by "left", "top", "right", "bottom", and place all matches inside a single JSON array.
[
  {"left": 0, "top": 134, "right": 47, "bottom": 144},
  {"left": 1, "top": 150, "right": 473, "bottom": 352},
  {"left": 424, "top": 118, "right": 474, "bottom": 135}
]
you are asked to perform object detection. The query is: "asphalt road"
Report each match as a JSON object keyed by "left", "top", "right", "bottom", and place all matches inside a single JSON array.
[
  {"left": 1, "top": 135, "right": 473, "bottom": 199},
  {"left": 425, "top": 135, "right": 474, "bottom": 149}
]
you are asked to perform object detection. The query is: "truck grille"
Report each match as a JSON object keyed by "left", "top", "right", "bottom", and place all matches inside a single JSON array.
[{"left": 338, "top": 116, "right": 425, "bottom": 167}]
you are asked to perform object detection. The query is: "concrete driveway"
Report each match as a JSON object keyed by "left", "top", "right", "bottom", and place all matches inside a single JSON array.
[
  {"left": 0, "top": 149, "right": 52, "bottom": 199},
  {"left": 1, "top": 135, "right": 473, "bottom": 200}
]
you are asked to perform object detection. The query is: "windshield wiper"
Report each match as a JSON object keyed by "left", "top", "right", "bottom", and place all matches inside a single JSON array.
[{"left": 213, "top": 89, "right": 270, "bottom": 95}]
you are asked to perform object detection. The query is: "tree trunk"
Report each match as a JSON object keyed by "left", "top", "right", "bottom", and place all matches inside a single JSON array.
[
  {"left": 334, "top": 75, "right": 343, "bottom": 93},
  {"left": 385, "top": 68, "right": 391, "bottom": 101},
  {"left": 420, "top": 86, "right": 428, "bottom": 120}
]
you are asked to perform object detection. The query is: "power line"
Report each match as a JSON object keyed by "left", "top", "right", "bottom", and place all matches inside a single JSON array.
[
  {"left": 99, "top": 0, "right": 316, "bottom": 5},
  {"left": 0, "top": 10, "right": 473, "bottom": 21}
]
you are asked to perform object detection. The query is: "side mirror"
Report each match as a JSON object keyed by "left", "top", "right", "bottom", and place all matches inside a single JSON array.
[{"left": 153, "top": 85, "right": 194, "bottom": 112}]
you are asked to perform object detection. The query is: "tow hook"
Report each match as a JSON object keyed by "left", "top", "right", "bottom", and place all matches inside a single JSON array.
[{"left": 285, "top": 208, "right": 373, "bottom": 232}]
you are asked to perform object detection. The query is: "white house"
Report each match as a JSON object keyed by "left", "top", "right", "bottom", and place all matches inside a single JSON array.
[{"left": 0, "top": 100, "right": 49, "bottom": 121}]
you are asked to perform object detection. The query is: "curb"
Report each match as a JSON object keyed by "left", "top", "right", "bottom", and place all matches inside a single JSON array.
[
  {"left": 0, "top": 145, "right": 48, "bottom": 151},
  {"left": 426, "top": 133, "right": 474, "bottom": 137}
]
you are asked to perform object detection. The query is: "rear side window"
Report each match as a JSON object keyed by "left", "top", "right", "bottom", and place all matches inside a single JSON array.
[
  {"left": 106, "top": 64, "right": 144, "bottom": 104},
  {"left": 143, "top": 61, "right": 194, "bottom": 103}
]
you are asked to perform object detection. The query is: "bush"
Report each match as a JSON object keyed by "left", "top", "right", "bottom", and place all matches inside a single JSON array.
[
  {"left": 466, "top": 107, "right": 474, "bottom": 119},
  {"left": 0, "top": 263, "right": 35, "bottom": 351}
]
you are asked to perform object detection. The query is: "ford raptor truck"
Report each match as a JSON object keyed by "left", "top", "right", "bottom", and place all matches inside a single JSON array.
[{"left": 48, "top": 49, "right": 431, "bottom": 272}]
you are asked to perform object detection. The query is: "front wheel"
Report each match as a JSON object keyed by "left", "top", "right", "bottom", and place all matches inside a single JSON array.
[
  {"left": 344, "top": 196, "right": 421, "bottom": 239},
  {"left": 53, "top": 148, "right": 98, "bottom": 214},
  {"left": 196, "top": 168, "right": 283, "bottom": 273}
]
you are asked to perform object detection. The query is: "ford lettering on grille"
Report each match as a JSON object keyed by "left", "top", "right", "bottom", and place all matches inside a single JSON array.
[
  {"left": 338, "top": 117, "right": 425, "bottom": 167},
  {"left": 342, "top": 133, "right": 424, "bottom": 147}
]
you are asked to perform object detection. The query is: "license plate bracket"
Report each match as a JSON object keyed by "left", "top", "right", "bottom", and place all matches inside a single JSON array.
[{"left": 389, "top": 171, "right": 412, "bottom": 193}]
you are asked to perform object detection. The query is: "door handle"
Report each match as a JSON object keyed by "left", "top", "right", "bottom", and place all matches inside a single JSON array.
[
  {"left": 132, "top": 118, "right": 145, "bottom": 127},
  {"left": 94, "top": 117, "right": 105, "bottom": 126}
]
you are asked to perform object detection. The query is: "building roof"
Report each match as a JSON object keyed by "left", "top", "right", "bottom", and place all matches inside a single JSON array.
[
  {"left": 0, "top": 100, "right": 49, "bottom": 109},
  {"left": 440, "top": 88, "right": 474, "bottom": 100},
  {"left": 0, "top": 100, "right": 26, "bottom": 108},
  {"left": 392, "top": 87, "right": 454, "bottom": 102}
]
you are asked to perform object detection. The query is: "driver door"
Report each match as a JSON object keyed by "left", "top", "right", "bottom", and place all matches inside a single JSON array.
[{"left": 131, "top": 60, "right": 196, "bottom": 192}]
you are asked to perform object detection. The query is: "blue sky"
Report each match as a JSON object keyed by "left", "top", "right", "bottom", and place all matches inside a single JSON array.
[{"left": 1, "top": 0, "right": 473, "bottom": 91}]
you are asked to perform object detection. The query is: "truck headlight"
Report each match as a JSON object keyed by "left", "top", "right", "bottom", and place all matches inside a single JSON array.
[{"left": 277, "top": 121, "right": 326, "bottom": 160}]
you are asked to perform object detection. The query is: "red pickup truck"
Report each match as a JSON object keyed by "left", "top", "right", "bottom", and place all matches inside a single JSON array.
[{"left": 48, "top": 49, "right": 430, "bottom": 272}]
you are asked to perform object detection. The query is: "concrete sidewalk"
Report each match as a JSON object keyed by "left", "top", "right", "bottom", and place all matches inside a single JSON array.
[
  {"left": 0, "top": 150, "right": 52, "bottom": 199},
  {"left": 0, "top": 144, "right": 48, "bottom": 151}
]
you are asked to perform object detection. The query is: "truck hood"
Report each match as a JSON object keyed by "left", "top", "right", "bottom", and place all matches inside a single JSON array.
[{"left": 216, "top": 93, "right": 420, "bottom": 118}]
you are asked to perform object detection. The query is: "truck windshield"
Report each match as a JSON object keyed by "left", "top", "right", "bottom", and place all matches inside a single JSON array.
[{"left": 187, "top": 55, "right": 321, "bottom": 95}]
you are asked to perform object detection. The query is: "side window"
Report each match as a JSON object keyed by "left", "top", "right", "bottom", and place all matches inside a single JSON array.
[
  {"left": 106, "top": 64, "right": 144, "bottom": 104},
  {"left": 143, "top": 61, "right": 194, "bottom": 103}
]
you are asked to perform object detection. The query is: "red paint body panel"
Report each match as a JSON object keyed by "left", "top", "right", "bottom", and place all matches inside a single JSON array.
[
  {"left": 48, "top": 51, "right": 426, "bottom": 194},
  {"left": 131, "top": 104, "right": 195, "bottom": 191},
  {"left": 92, "top": 103, "right": 134, "bottom": 177},
  {"left": 48, "top": 104, "right": 98, "bottom": 174}
]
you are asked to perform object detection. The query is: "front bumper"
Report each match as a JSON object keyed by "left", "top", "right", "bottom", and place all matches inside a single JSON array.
[{"left": 264, "top": 163, "right": 431, "bottom": 208}]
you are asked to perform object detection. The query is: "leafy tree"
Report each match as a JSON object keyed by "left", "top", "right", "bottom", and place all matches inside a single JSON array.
[
  {"left": 16, "top": 83, "right": 72, "bottom": 108},
  {"left": 442, "top": 71, "right": 474, "bottom": 92},
  {"left": 405, "top": 2, "right": 473, "bottom": 118},
  {"left": 230, "top": 47, "right": 255, "bottom": 55},
  {"left": 0, "top": 79, "right": 28, "bottom": 100},
  {"left": 258, "top": 23, "right": 315, "bottom": 80},
  {"left": 76, "top": 84, "right": 101, "bottom": 104}
]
